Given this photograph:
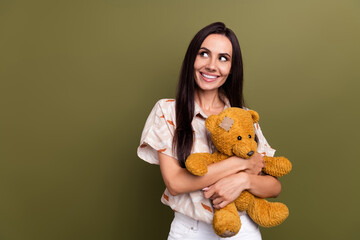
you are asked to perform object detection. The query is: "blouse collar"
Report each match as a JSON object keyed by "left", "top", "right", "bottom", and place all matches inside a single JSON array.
[{"left": 194, "top": 95, "right": 231, "bottom": 119}]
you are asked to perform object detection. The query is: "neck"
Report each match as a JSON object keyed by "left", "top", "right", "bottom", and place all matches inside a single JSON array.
[{"left": 194, "top": 88, "right": 224, "bottom": 112}]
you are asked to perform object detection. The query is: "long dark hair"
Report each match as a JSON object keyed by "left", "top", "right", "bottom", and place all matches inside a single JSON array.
[{"left": 173, "top": 22, "right": 245, "bottom": 168}]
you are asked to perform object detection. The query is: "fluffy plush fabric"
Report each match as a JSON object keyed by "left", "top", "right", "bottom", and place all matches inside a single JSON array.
[{"left": 185, "top": 108, "right": 292, "bottom": 238}]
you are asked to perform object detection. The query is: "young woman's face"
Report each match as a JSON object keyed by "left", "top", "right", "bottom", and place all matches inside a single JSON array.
[{"left": 193, "top": 34, "right": 232, "bottom": 92}]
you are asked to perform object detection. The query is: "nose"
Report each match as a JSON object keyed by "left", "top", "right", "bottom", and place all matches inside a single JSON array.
[
  {"left": 247, "top": 151, "right": 254, "bottom": 157},
  {"left": 205, "top": 57, "right": 217, "bottom": 72}
]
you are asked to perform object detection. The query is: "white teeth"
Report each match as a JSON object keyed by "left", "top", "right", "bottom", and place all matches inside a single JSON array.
[{"left": 202, "top": 73, "right": 217, "bottom": 79}]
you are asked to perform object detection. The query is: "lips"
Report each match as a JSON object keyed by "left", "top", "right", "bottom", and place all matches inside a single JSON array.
[{"left": 200, "top": 72, "right": 219, "bottom": 82}]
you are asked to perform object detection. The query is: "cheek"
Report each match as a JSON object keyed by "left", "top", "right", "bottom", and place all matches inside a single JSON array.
[
  {"left": 193, "top": 57, "right": 204, "bottom": 70},
  {"left": 219, "top": 64, "right": 231, "bottom": 76}
]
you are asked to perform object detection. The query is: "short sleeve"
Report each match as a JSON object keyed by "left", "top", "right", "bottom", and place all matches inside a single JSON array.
[
  {"left": 137, "top": 99, "right": 176, "bottom": 165},
  {"left": 254, "top": 122, "right": 276, "bottom": 157}
]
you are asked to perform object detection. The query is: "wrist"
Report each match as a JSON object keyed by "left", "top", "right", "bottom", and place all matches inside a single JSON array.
[
  {"left": 244, "top": 172, "right": 253, "bottom": 190},
  {"left": 238, "top": 172, "right": 251, "bottom": 190},
  {"left": 231, "top": 155, "right": 247, "bottom": 172}
]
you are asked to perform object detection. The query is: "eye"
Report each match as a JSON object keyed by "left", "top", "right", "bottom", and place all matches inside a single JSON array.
[
  {"left": 199, "top": 51, "right": 209, "bottom": 57},
  {"left": 237, "top": 136, "right": 242, "bottom": 140},
  {"left": 249, "top": 135, "right": 251, "bottom": 138},
  {"left": 219, "top": 56, "right": 228, "bottom": 62}
]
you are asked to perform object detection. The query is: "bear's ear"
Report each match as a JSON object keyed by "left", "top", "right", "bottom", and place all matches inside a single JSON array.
[
  {"left": 205, "top": 115, "right": 219, "bottom": 132},
  {"left": 248, "top": 110, "right": 260, "bottom": 123}
]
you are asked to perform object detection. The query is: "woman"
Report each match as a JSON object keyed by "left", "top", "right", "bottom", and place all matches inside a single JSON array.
[{"left": 137, "top": 22, "right": 281, "bottom": 240}]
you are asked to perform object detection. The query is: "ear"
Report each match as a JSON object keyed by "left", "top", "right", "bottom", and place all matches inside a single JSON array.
[
  {"left": 248, "top": 110, "right": 259, "bottom": 123},
  {"left": 205, "top": 115, "right": 219, "bottom": 132}
]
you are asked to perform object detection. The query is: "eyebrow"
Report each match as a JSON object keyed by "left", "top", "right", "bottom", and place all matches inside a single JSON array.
[{"left": 199, "top": 47, "right": 232, "bottom": 58}]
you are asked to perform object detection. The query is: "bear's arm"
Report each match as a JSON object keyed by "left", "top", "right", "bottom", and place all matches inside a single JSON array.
[
  {"left": 211, "top": 151, "right": 231, "bottom": 163},
  {"left": 185, "top": 153, "right": 213, "bottom": 176},
  {"left": 185, "top": 151, "right": 230, "bottom": 176},
  {"left": 263, "top": 156, "right": 292, "bottom": 177}
]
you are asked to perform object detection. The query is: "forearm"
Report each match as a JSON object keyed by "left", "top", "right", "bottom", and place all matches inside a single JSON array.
[
  {"left": 174, "top": 159, "right": 243, "bottom": 194},
  {"left": 159, "top": 153, "right": 249, "bottom": 196},
  {"left": 247, "top": 174, "right": 282, "bottom": 198}
]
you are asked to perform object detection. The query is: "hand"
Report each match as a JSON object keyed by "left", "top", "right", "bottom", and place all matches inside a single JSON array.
[
  {"left": 203, "top": 172, "right": 250, "bottom": 209},
  {"left": 244, "top": 152, "right": 265, "bottom": 175}
]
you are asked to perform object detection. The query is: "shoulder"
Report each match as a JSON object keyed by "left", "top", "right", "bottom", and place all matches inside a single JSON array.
[
  {"left": 152, "top": 98, "right": 176, "bottom": 117},
  {"left": 155, "top": 98, "right": 175, "bottom": 109},
  {"left": 144, "top": 99, "right": 176, "bottom": 127}
]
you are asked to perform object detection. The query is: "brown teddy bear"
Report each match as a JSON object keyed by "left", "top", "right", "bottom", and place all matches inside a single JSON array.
[{"left": 185, "top": 107, "right": 292, "bottom": 238}]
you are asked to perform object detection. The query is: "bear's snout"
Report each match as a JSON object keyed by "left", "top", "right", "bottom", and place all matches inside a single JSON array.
[
  {"left": 231, "top": 140, "right": 257, "bottom": 159},
  {"left": 247, "top": 151, "right": 254, "bottom": 157}
]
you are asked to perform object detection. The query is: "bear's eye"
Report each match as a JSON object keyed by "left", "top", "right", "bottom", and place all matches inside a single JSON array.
[
  {"left": 237, "top": 136, "right": 242, "bottom": 140},
  {"left": 249, "top": 135, "right": 251, "bottom": 138}
]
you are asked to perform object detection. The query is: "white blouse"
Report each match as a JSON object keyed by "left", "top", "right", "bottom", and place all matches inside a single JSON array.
[{"left": 137, "top": 98, "right": 276, "bottom": 224}]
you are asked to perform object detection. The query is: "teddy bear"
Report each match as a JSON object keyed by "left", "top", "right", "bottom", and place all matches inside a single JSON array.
[{"left": 185, "top": 107, "right": 292, "bottom": 238}]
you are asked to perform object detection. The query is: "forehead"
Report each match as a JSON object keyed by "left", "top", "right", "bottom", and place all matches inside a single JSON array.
[{"left": 200, "top": 34, "right": 233, "bottom": 55}]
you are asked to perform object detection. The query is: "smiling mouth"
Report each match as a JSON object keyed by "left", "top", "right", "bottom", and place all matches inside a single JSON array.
[{"left": 200, "top": 72, "right": 219, "bottom": 82}]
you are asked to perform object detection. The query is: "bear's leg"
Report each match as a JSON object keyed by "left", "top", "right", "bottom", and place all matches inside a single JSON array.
[
  {"left": 213, "top": 203, "right": 241, "bottom": 238},
  {"left": 234, "top": 190, "right": 253, "bottom": 212},
  {"left": 235, "top": 191, "right": 289, "bottom": 227}
]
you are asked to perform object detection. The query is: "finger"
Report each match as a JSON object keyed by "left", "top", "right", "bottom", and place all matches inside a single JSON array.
[
  {"left": 210, "top": 193, "right": 219, "bottom": 200},
  {"left": 212, "top": 197, "right": 223, "bottom": 205},
  {"left": 214, "top": 200, "right": 229, "bottom": 209},
  {"left": 213, "top": 202, "right": 223, "bottom": 209},
  {"left": 218, "top": 201, "right": 229, "bottom": 209},
  {"left": 203, "top": 186, "right": 215, "bottom": 199}
]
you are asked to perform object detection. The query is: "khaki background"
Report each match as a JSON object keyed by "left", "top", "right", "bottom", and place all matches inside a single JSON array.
[{"left": 1, "top": 0, "right": 359, "bottom": 239}]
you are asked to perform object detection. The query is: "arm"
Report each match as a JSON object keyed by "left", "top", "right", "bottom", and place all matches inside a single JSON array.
[
  {"left": 204, "top": 172, "right": 282, "bottom": 209},
  {"left": 247, "top": 173, "right": 281, "bottom": 198},
  {"left": 158, "top": 152, "right": 264, "bottom": 196},
  {"left": 203, "top": 153, "right": 282, "bottom": 209}
]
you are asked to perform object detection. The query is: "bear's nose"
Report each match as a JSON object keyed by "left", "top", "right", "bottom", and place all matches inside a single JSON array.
[{"left": 247, "top": 151, "right": 254, "bottom": 157}]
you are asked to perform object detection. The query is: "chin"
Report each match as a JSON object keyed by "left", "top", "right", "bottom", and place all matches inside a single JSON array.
[
  {"left": 195, "top": 79, "right": 226, "bottom": 92},
  {"left": 195, "top": 82, "right": 215, "bottom": 91}
]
